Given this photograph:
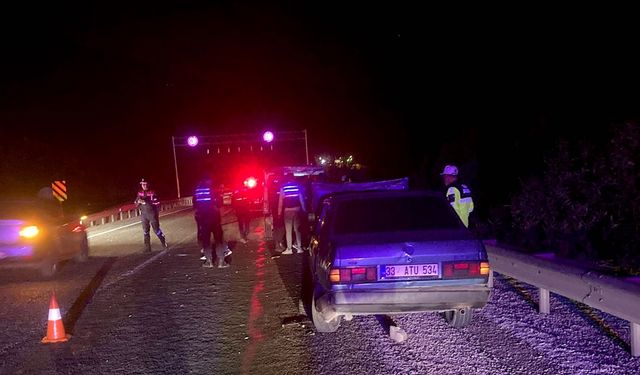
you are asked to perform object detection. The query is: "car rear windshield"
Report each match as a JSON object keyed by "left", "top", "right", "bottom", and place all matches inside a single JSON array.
[{"left": 332, "top": 195, "right": 463, "bottom": 235}]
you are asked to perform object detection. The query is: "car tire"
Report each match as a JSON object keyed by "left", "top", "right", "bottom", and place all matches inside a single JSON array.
[
  {"left": 311, "top": 293, "right": 341, "bottom": 333},
  {"left": 443, "top": 307, "right": 473, "bottom": 328},
  {"left": 74, "top": 235, "right": 89, "bottom": 262},
  {"left": 40, "top": 260, "right": 58, "bottom": 278}
]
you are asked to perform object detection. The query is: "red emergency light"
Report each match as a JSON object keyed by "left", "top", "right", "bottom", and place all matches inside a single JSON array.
[{"left": 244, "top": 177, "right": 258, "bottom": 189}]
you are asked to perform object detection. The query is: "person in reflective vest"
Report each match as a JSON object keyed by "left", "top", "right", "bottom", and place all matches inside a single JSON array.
[
  {"left": 440, "top": 165, "right": 474, "bottom": 228},
  {"left": 277, "top": 175, "right": 306, "bottom": 254},
  {"left": 135, "top": 178, "right": 167, "bottom": 252},
  {"left": 194, "top": 176, "right": 229, "bottom": 268}
]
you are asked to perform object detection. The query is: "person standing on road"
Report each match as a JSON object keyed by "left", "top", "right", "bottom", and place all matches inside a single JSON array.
[
  {"left": 232, "top": 186, "right": 251, "bottom": 244},
  {"left": 194, "top": 176, "right": 229, "bottom": 268},
  {"left": 440, "top": 165, "right": 475, "bottom": 228},
  {"left": 277, "top": 174, "right": 306, "bottom": 254},
  {"left": 135, "top": 178, "right": 168, "bottom": 252}
]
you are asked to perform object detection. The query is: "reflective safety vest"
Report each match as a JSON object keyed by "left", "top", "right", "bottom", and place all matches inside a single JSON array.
[
  {"left": 446, "top": 182, "right": 474, "bottom": 227},
  {"left": 278, "top": 182, "right": 306, "bottom": 215},
  {"left": 194, "top": 184, "right": 219, "bottom": 215}
]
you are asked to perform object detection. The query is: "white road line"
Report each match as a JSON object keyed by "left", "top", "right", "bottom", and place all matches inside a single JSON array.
[
  {"left": 99, "top": 232, "right": 196, "bottom": 291},
  {"left": 87, "top": 207, "right": 192, "bottom": 239}
]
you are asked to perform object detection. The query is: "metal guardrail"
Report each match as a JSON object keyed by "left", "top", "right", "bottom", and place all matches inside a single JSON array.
[
  {"left": 484, "top": 240, "right": 640, "bottom": 357},
  {"left": 81, "top": 197, "right": 193, "bottom": 227}
]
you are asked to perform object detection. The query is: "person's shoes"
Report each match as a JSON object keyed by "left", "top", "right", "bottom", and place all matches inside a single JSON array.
[
  {"left": 224, "top": 247, "right": 233, "bottom": 257},
  {"left": 217, "top": 260, "right": 230, "bottom": 268},
  {"left": 293, "top": 245, "right": 304, "bottom": 253},
  {"left": 239, "top": 238, "right": 248, "bottom": 244},
  {"left": 199, "top": 248, "right": 206, "bottom": 261},
  {"left": 144, "top": 245, "right": 152, "bottom": 253},
  {"left": 281, "top": 248, "right": 293, "bottom": 255},
  {"left": 162, "top": 241, "right": 168, "bottom": 249},
  {"left": 202, "top": 260, "right": 214, "bottom": 268}
]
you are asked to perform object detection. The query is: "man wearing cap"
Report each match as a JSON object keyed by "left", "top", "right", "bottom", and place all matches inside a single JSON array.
[
  {"left": 440, "top": 165, "right": 475, "bottom": 228},
  {"left": 135, "top": 178, "right": 168, "bottom": 252}
]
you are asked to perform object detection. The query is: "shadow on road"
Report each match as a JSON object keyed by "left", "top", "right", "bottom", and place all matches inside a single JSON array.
[{"left": 63, "top": 257, "right": 118, "bottom": 334}]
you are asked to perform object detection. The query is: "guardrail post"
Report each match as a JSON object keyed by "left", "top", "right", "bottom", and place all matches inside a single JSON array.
[
  {"left": 488, "top": 270, "right": 494, "bottom": 288},
  {"left": 539, "top": 288, "right": 550, "bottom": 314},
  {"left": 632, "top": 322, "right": 640, "bottom": 357},
  {"left": 101, "top": 217, "right": 106, "bottom": 225}
]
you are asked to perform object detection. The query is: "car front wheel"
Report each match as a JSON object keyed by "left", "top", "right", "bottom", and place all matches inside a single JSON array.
[{"left": 443, "top": 307, "right": 473, "bottom": 328}]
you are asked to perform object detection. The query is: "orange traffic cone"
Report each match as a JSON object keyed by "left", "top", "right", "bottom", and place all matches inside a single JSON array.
[{"left": 41, "top": 293, "right": 70, "bottom": 344}]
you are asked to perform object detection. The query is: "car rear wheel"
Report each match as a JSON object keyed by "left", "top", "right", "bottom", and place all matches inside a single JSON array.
[
  {"left": 443, "top": 307, "right": 473, "bottom": 328},
  {"left": 311, "top": 295, "right": 341, "bottom": 333},
  {"left": 74, "top": 235, "right": 89, "bottom": 262}
]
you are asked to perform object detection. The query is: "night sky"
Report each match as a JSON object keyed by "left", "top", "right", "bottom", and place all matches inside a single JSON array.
[{"left": 1, "top": 3, "right": 639, "bottom": 216}]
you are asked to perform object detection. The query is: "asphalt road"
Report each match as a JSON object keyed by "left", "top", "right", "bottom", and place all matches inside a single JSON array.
[{"left": 1, "top": 208, "right": 638, "bottom": 374}]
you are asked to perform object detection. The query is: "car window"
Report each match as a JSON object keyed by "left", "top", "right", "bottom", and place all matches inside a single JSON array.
[
  {"left": 332, "top": 195, "right": 462, "bottom": 235},
  {"left": 315, "top": 200, "right": 330, "bottom": 235}
]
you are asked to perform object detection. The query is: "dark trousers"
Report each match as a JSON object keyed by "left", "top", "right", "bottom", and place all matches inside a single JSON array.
[
  {"left": 196, "top": 212, "right": 224, "bottom": 260},
  {"left": 142, "top": 211, "right": 165, "bottom": 245},
  {"left": 273, "top": 214, "right": 285, "bottom": 249},
  {"left": 236, "top": 208, "right": 251, "bottom": 239}
]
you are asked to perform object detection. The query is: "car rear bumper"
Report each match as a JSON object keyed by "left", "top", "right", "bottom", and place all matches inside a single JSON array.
[{"left": 316, "top": 285, "right": 490, "bottom": 320}]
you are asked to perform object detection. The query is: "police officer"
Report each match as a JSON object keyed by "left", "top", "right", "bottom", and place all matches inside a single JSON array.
[
  {"left": 440, "top": 165, "right": 475, "bottom": 228},
  {"left": 135, "top": 178, "right": 167, "bottom": 252},
  {"left": 194, "top": 176, "right": 229, "bottom": 268},
  {"left": 277, "top": 174, "right": 306, "bottom": 254}
]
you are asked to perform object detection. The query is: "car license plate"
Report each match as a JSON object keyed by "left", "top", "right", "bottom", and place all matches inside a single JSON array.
[{"left": 380, "top": 263, "right": 439, "bottom": 280}]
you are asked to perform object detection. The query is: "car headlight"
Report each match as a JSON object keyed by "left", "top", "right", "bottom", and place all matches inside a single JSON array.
[{"left": 19, "top": 225, "right": 40, "bottom": 238}]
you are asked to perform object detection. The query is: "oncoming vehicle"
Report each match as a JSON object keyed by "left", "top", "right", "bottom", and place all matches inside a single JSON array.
[
  {"left": 308, "top": 189, "right": 491, "bottom": 332},
  {"left": 0, "top": 199, "right": 89, "bottom": 277}
]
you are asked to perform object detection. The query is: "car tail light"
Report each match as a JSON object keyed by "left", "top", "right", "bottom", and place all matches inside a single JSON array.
[
  {"left": 443, "top": 261, "right": 489, "bottom": 279},
  {"left": 19, "top": 225, "right": 39, "bottom": 239},
  {"left": 329, "top": 267, "right": 377, "bottom": 283},
  {"left": 480, "top": 262, "right": 490, "bottom": 275},
  {"left": 72, "top": 225, "right": 84, "bottom": 233},
  {"left": 329, "top": 269, "right": 340, "bottom": 283}
]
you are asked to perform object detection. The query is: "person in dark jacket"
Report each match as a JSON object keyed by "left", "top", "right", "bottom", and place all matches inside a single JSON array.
[
  {"left": 135, "top": 178, "right": 167, "bottom": 252},
  {"left": 194, "top": 176, "right": 229, "bottom": 268}
]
